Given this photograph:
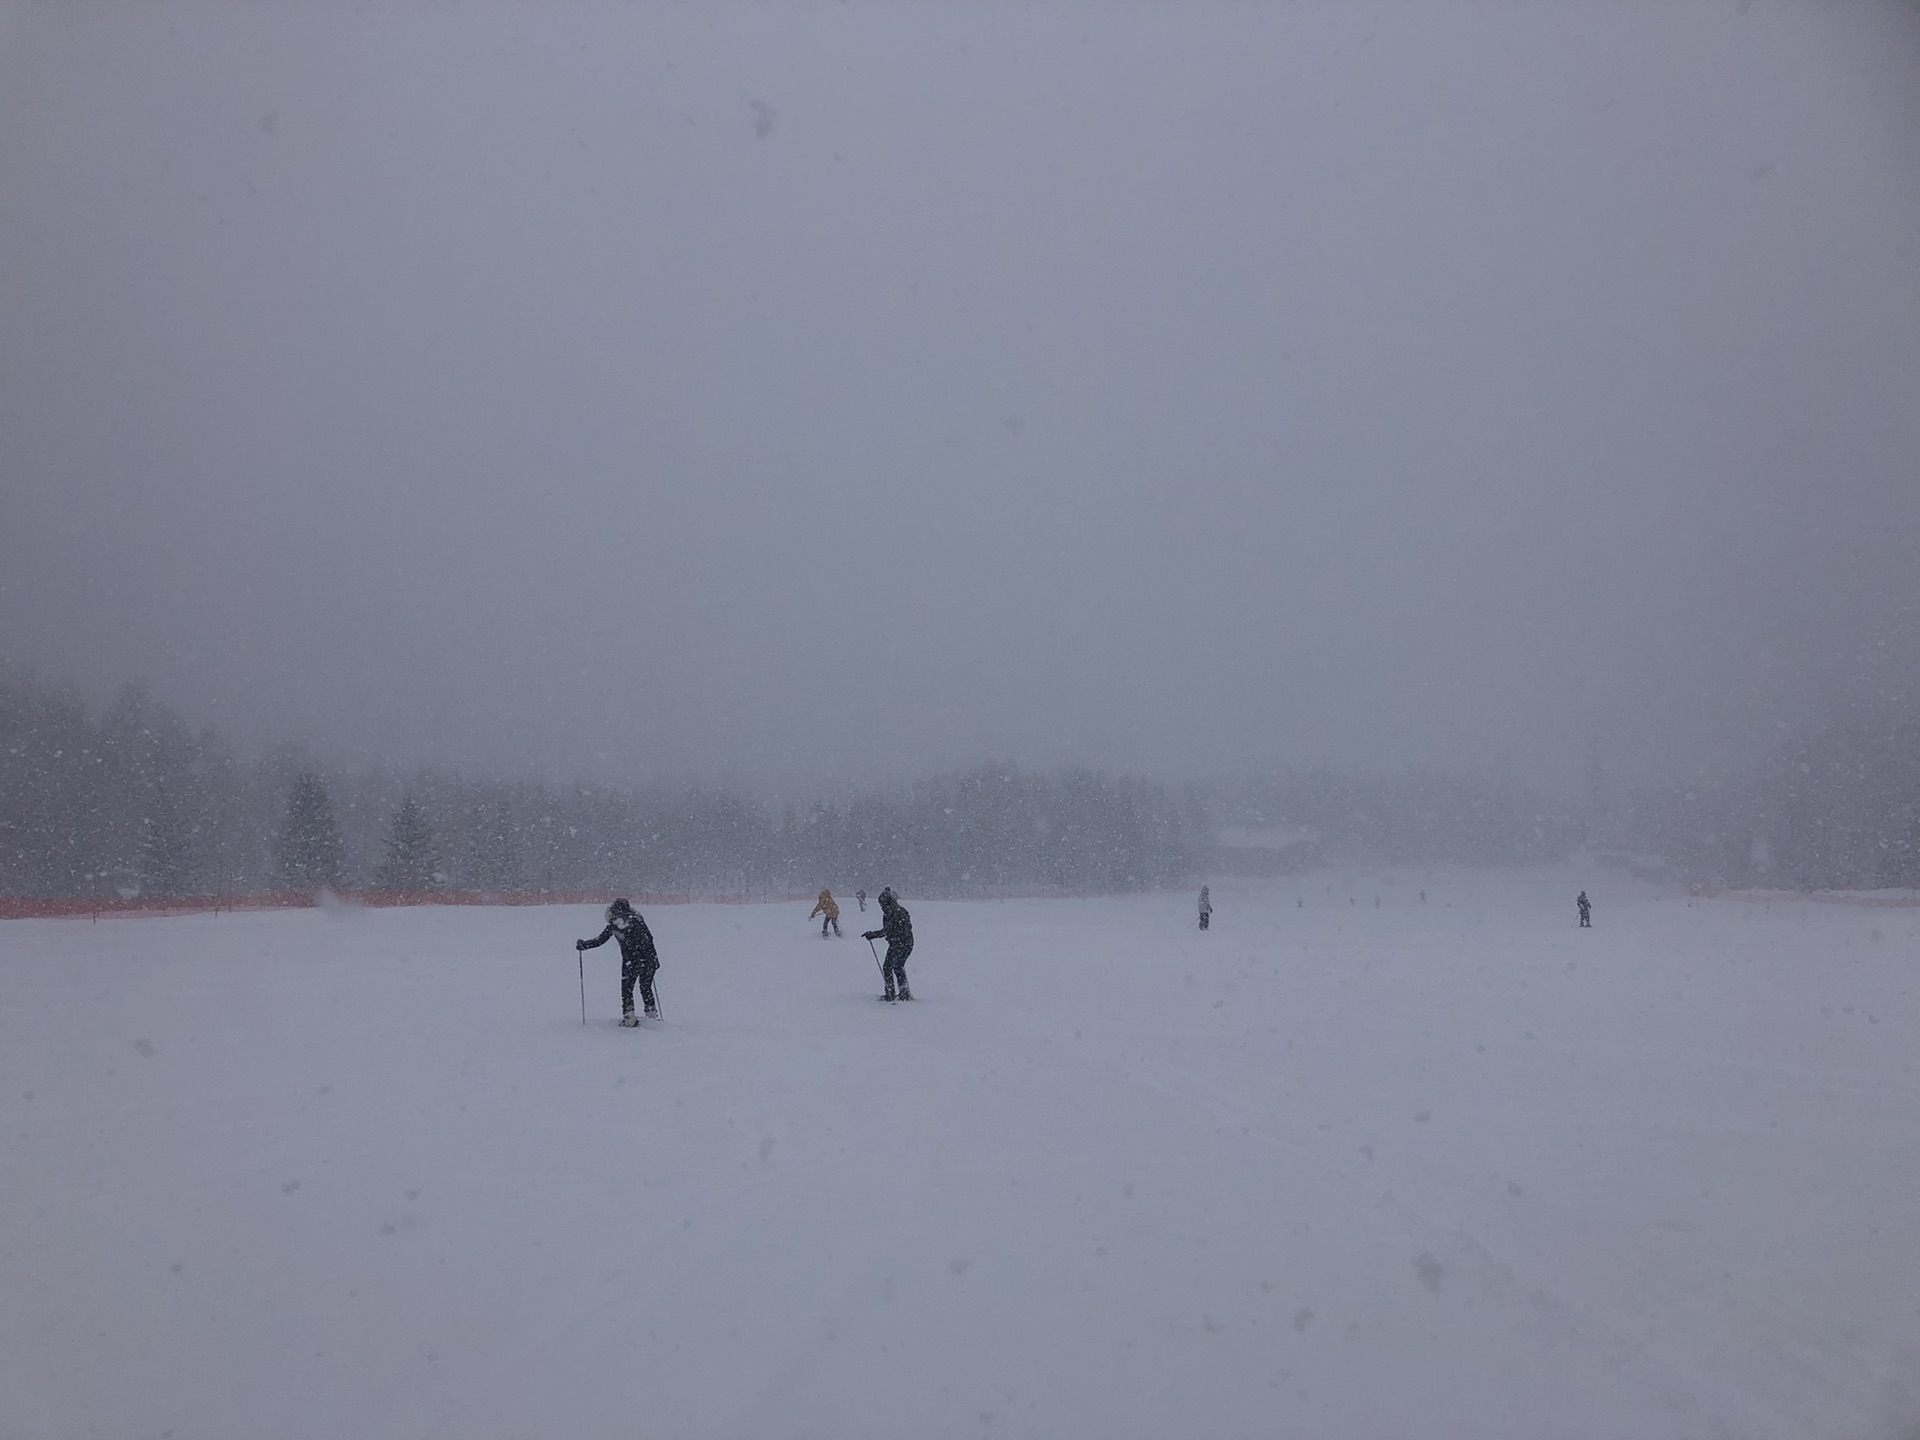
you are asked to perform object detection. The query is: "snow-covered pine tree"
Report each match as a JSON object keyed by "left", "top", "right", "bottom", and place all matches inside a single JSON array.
[
  {"left": 377, "top": 796, "right": 440, "bottom": 891},
  {"left": 464, "top": 795, "right": 520, "bottom": 889},
  {"left": 274, "top": 772, "right": 346, "bottom": 890},
  {"left": 136, "top": 780, "right": 199, "bottom": 896}
]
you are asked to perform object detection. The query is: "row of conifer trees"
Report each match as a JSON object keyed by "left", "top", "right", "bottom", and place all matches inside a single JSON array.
[
  {"left": 0, "top": 670, "right": 1203, "bottom": 899},
  {"left": 10, "top": 666, "right": 1914, "bottom": 898}
]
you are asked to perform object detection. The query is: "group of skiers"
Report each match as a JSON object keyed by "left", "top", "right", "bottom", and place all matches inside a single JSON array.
[
  {"left": 577, "top": 885, "right": 916, "bottom": 1025},
  {"left": 578, "top": 882, "right": 1594, "bottom": 1027},
  {"left": 805, "top": 887, "right": 913, "bottom": 999}
]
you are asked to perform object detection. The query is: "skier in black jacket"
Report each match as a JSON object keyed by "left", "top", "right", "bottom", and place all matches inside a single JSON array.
[
  {"left": 578, "top": 898, "right": 660, "bottom": 1026},
  {"left": 862, "top": 887, "right": 914, "bottom": 1001}
]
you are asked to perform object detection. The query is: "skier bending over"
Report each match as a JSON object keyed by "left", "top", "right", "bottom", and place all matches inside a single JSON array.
[
  {"left": 810, "top": 888, "right": 842, "bottom": 938},
  {"left": 1198, "top": 885, "right": 1212, "bottom": 931},
  {"left": 1576, "top": 891, "right": 1592, "bottom": 928},
  {"left": 862, "top": 887, "right": 914, "bottom": 1001},
  {"left": 578, "top": 898, "right": 660, "bottom": 1026}
]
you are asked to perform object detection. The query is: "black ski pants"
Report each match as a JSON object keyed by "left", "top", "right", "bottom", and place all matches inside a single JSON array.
[
  {"left": 882, "top": 940, "right": 912, "bottom": 998},
  {"left": 622, "top": 958, "right": 660, "bottom": 1016}
]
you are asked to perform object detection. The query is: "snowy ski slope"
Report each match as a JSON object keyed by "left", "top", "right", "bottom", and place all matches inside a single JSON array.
[{"left": 3, "top": 870, "right": 1916, "bottom": 1438}]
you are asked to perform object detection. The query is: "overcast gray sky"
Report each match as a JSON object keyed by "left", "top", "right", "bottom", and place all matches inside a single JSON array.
[{"left": 3, "top": 2, "right": 1917, "bottom": 791}]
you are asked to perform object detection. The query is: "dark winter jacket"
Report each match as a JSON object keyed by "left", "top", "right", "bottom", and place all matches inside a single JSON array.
[
  {"left": 581, "top": 915, "right": 658, "bottom": 968},
  {"left": 863, "top": 899, "right": 913, "bottom": 951}
]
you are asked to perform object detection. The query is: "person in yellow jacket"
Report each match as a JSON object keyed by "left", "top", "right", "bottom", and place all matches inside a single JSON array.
[{"left": 809, "top": 888, "right": 842, "bottom": 938}]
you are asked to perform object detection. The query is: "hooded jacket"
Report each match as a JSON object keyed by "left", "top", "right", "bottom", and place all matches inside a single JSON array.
[
  {"left": 581, "top": 906, "right": 658, "bottom": 968},
  {"left": 809, "top": 890, "right": 840, "bottom": 922},
  {"left": 863, "top": 895, "right": 913, "bottom": 950}
]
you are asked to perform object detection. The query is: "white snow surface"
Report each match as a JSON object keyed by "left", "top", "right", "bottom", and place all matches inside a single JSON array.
[{"left": 3, "top": 871, "right": 1917, "bottom": 1439}]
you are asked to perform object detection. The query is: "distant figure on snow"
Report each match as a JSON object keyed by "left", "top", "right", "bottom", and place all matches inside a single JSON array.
[
  {"left": 1198, "top": 885, "right": 1213, "bottom": 931},
  {"left": 856, "top": 889, "right": 867, "bottom": 912},
  {"left": 578, "top": 898, "right": 660, "bottom": 1026},
  {"left": 810, "top": 888, "right": 842, "bottom": 938},
  {"left": 863, "top": 887, "right": 914, "bottom": 1001},
  {"left": 1576, "top": 891, "right": 1592, "bottom": 928}
]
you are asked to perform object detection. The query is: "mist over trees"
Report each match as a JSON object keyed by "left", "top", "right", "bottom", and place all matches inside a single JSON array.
[
  {"left": 1211, "top": 723, "right": 1920, "bottom": 891},
  {"left": 1602, "top": 717, "right": 1920, "bottom": 890},
  {"left": 1205, "top": 768, "right": 1581, "bottom": 868},
  {"left": 6, "top": 666, "right": 1917, "bottom": 900},
  {"left": 0, "top": 670, "right": 1199, "bottom": 900}
]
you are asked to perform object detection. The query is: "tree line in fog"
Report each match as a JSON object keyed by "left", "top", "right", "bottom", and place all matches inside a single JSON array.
[
  {"left": 1599, "top": 718, "right": 1920, "bottom": 890},
  {"left": 5, "top": 667, "right": 1916, "bottom": 899},
  {"left": 1204, "top": 767, "right": 1582, "bottom": 868},
  {"left": 1206, "top": 718, "right": 1920, "bottom": 891},
  {"left": 0, "top": 670, "right": 1201, "bottom": 899}
]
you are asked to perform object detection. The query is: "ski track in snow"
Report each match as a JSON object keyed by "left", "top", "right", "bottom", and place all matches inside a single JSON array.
[{"left": 2, "top": 868, "right": 1918, "bottom": 1439}]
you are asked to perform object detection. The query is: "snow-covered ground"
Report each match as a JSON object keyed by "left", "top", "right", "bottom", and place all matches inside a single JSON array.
[{"left": 3, "top": 870, "right": 1916, "bottom": 1439}]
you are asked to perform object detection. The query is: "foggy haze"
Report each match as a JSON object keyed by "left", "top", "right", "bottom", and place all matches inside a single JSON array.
[{"left": 4, "top": 3, "right": 1917, "bottom": 793}]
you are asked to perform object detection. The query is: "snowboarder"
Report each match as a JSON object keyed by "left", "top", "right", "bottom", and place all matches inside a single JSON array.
[
  {"left": 577, "top": 899, "right": 660, "bottom": 1026},
  {"left": 810, "top": 888, "right": 842, "bottom": 938},
  {"left": 862, "top": 887, "right": 914, "bottom": 1001},
  {"left": 856, "top": 889, "right": 867, "bottom": 912},
  {"left": 1198, "top": 885, "right": 1212, "bottom": 931},
  {"left": 1576, "top": 891, "right": 1592, "bottom": 928}
]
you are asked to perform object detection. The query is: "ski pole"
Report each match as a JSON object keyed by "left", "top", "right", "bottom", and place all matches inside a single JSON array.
[
  {"left": 578, "top": 947, "right": 587, "bottom": 1025},
  {"left": 867, "top": 935, "right": 886, "bottom": 988}
]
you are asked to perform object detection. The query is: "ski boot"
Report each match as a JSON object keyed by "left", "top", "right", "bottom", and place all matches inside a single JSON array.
[
  {"left": 644, "top": 1004, "right": 660, "bottom": 1020},
  {"left": 620, "top": 1013, "right": 640, "bottom": 1028}
]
